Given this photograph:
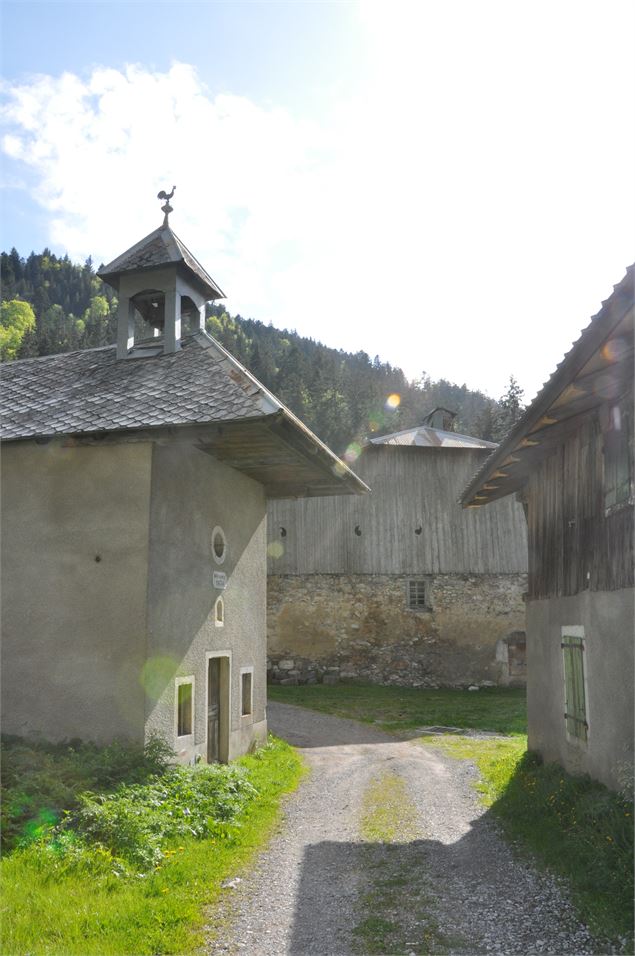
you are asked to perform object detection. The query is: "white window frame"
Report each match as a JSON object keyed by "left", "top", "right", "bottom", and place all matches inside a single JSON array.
[
  {"left": 211, "top": 525, "right": 227, "bottom": 565},
  {"left": 175, "top": 675, "right": 195, "bottom": 740},
  {"left": 214, "top": 595, "right": 225, "bottom": 628},
  {"left": 561, "top": 625, "right": 590, "bottom": 747},
  {"left": 240, "top": 666, "right": 254, "bottom": 719}
]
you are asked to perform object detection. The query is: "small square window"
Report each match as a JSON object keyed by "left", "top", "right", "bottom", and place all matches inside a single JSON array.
[
  {"left": 407, "top": 579, "right": 427, "bottom": 609},
  {"left": 241, "top": 671, "right": 253, "bottom": 717},
  {"left": 177, "top": 681, "right": 193, "bottom": 737}
]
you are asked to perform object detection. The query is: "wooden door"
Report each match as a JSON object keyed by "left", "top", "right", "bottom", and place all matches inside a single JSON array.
[{"left": 207, "top": 657, "right": 221, "bottom": 763}]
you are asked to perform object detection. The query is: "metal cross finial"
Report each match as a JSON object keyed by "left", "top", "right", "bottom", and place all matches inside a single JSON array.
[{"left": 157, "top": 185, "right": 176, "bottom": 225}]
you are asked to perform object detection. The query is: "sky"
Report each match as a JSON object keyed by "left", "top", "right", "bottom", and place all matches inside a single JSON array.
[{"left": 1, "top": 0, "right": 634, "bottom": 402}]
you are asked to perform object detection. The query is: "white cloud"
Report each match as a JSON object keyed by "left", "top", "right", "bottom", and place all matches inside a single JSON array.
[
  {"left": 2, "top": 2, "right": 634, "bottom": 402},
  {"left": 2, "top": 134, "right": 23, "bottom": 158}
]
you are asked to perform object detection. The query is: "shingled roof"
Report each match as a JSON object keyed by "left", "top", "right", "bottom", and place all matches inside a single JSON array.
[
  {"left": 97, "top": 224, "right": 225, "bottom": 301},
  {"left": 0, "top": 331, "right": 368, "bottom": 499}
]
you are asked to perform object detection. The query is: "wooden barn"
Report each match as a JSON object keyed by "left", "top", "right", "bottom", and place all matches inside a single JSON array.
[
  {"left": 267, "top": 413, "right": 528, "bottom": 687},
  {"left": 462, "top": 266, "right": 634, "bottom": 789}
]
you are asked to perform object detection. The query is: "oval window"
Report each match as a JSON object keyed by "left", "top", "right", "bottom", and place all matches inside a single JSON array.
[{"left": 211, "top": 526, "right": 227, "bottom": 565}]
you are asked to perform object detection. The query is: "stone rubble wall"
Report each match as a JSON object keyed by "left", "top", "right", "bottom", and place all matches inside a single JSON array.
[{"left": 267, "top": 573, "right": 527, "bottom": 687}]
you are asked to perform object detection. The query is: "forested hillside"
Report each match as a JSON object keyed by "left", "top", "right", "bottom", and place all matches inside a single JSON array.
[{"left": 1, "top": 249, "right": 522, "bottom": 453}]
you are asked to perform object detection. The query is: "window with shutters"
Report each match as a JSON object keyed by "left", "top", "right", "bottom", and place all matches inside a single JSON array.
[{"left": 562, "top": 629, "right": 588, "bottom": 743}]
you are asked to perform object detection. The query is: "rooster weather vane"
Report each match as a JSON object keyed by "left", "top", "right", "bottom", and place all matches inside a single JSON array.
[{"left": 157, "top": 186, "right": 176, "bottom": 225}]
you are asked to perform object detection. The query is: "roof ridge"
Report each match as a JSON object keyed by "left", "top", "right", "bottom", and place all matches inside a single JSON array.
[{"left": 370, "top": 423, "right": 496, "bottom": 446}]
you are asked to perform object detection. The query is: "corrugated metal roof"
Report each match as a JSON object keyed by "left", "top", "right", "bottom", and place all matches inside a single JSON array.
[{"left": 369, "top": 425, "right": 497, "bottom": 449}]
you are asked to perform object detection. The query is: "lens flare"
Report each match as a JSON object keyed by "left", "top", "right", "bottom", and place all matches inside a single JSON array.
[
  {"left": 601, "top": 337, "right": 629, "bottom": 363},
  {"left": 140, "top": 655, "right": 179, "bottom": 701},
  {"left": 331, "top": 461, "right": 347, "bottom": 477},
  {"left": 385, "top": 393, "right": 401, "bottom": 411},
  {"left": 24, "top": 807, "right": 58, "bottom": 843},
  {"left": 267, "top": 541, "right": 285, "bottom": 559},
  {"left": 368, "top": 408, "right": 386, "bottom": 432},
  {"left": 344, "top": 441, "right": 362, "bottom": 463}
]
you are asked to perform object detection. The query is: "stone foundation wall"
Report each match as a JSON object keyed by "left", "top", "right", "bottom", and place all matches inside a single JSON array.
[{"left": 267, "top": 573, "right": 527, "bottom": 687}]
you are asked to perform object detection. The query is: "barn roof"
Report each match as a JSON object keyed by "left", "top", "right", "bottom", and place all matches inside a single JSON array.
[
  {"left": 0, "top": 330, "right": 368, "bottom": 500},
  {"left": 369, "top": 425, "right": 497, "bottom": 449},
  {"left": 97, "top": 223, "right": 225, "bottom": 301},
  {"left": 460, "top": 264, "right": 635, "bottom": 508}
]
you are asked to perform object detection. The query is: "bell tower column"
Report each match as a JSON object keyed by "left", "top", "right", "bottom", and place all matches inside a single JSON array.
[
  {"left": 116, "top": 296, "right": 135, "bottom": 360},
  {"left": 163, "top": 289, "right": 181, "bottom": 354}
]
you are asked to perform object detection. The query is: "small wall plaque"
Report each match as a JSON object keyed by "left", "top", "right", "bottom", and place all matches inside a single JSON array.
[{"left": 213, "top": 571, "right": 227, "bottom": 590}]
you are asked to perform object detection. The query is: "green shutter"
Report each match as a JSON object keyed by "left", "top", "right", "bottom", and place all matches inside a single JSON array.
[{"left": 562, "top": 635, "right": 587, "bottom": 741}]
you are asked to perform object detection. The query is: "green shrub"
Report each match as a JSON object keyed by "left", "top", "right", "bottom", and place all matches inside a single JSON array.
[
  {"left": 68, "top": 764, "right": 257, "bottom": 869},
  {"left": 2, "top": 737, "right": 306, "bottom": 955},
  {"left": 1, "top": 733, "right": 173, "bottom": 852},
  {"left": 12, "top": 831, "right": 129, "bottom": 881}
]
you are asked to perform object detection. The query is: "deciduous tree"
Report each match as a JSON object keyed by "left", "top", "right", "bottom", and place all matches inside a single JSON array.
[{"left": 0, "top": 299, "right": 35, "bottom": 360}]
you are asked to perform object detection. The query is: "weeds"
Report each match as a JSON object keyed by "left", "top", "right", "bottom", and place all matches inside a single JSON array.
[
  {"left": 1, "top": 733, "right": 173, "bottom": 852},
  {"left": 1, "top": 735, "right": 305, "bottom": 954},
  {"left": 353, "top": 770, "right": 450, "bottom": 955},
  {"left": 360, "top": 771, "right": 419, "bottom": 843},
  {"left": 67, "top": 763, "right": 257, "bottom": 869},
  {"left": 495, "top": 750, "right": 634, "bottom": 945},
  {"left": 423, "top": 733, "right": 634, "bottom": 947}
]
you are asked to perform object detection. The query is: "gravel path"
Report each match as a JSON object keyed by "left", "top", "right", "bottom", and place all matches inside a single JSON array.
[{"left": 207, "top": 702, "right": 603, "bottom": 956}]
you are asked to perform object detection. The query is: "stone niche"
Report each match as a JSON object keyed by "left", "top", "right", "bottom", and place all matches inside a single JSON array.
[
  {"left": 495, "top": 630, "right": 527, "bottom": 685},
  {"left": 267, "top": 572, "right": 527, "bottom": 688}
]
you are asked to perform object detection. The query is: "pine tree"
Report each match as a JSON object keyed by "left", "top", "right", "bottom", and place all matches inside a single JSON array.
[{"left": 493, "top": 376, "right": 525, "bottom": 440}]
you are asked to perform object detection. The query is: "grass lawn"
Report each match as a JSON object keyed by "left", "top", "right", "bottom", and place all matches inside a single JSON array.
[
  {"left": 1, "top": 736, "right": 304, "bottom": 955},
  {"left": 270, "top": 683, "right": 633, "bottom": 949},
  {"left": 268, "top": 681, "right": 527, "bottom": 735}
]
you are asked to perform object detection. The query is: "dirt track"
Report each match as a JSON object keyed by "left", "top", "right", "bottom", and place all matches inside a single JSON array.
[{"left": 207, "top": 701, "right": 599, "bottom": 955}]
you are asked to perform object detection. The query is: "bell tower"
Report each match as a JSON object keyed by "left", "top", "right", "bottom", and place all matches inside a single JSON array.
[{"left": 98, "top": 188, "right": 225, "bottom": 359}]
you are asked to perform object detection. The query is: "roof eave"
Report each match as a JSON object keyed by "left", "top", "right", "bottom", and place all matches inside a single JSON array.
[
  {"left": 460, "top": 265, "right": 635, "bottom": 508},
  {"left": 97, "top": 260, "right": 225, "bottom": 302}
]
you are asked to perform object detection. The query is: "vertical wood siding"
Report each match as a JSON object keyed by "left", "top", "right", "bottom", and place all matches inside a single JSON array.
[
  {"left": 528, "top": 399, "right": 634, "bottom": 599},
  {"left": 268, "top": 446, "right": 528, "bottom": 574}
]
